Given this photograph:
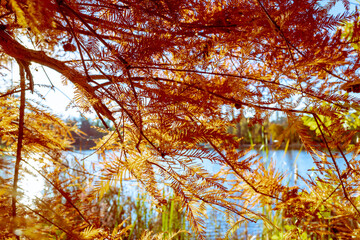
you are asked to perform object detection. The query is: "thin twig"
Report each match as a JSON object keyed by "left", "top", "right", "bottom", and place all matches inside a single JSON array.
[
  {"left": 22, "top": 159, "right": 92, "bottom": 226},
  {"left": 255, "top": 0, "right": 350, "bottom": 83},
  {"left": 20, "top": 204, "right": 76, "bottom": 238},
  {"left": 11, "top": 60, "right": 26, "bottom": 240},
  {"left": 313, "top": 114, "right": 360, "bottom": 216},
  {"left": 129, "top": 66, "right": 348, "bottom": 109}
]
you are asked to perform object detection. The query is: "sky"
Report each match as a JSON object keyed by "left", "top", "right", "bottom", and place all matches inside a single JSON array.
[
  {"left": 29, "top": 65, "right": 80, "bottom": 118},
  {"left": 7, "top": 62, "right": 83, "bottom": 119},
  {"left": 6, "top": 0, "right": 358, "bottom": 120}
]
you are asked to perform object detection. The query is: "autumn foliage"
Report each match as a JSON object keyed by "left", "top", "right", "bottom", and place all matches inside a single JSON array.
[{"left": 1, "top": 0, "right": 360, "bottom": 239}]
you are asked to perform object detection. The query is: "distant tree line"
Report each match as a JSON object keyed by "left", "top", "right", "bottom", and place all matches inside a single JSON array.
[
  {"left": 66, "top": 117, "right": 109, "bottom": 150},
  {"left": 229, "top": 115, "right": 360, "bottom": 149},
  {"left": 68, "top": 115, "right": 360, "bottom": 150}
]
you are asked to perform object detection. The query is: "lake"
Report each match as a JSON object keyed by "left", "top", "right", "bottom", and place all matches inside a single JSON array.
[{"left": 20, "top": 147, "right": 354, "bottom": 239}]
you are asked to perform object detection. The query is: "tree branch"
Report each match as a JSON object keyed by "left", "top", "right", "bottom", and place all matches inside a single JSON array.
[
  {"left": 0, "top": 29, "right": 114, "bottom": 121},
  {"left": 11, "top": 60, "right": 26, "bottom": 240}
]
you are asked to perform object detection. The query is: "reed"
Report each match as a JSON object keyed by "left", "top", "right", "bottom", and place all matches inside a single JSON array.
[
  {"left": 260, "top": 132, "right": 305, "bottom": 239},
  {"left": 161, "top": 192, "right": 188, "bottom": 240}
]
